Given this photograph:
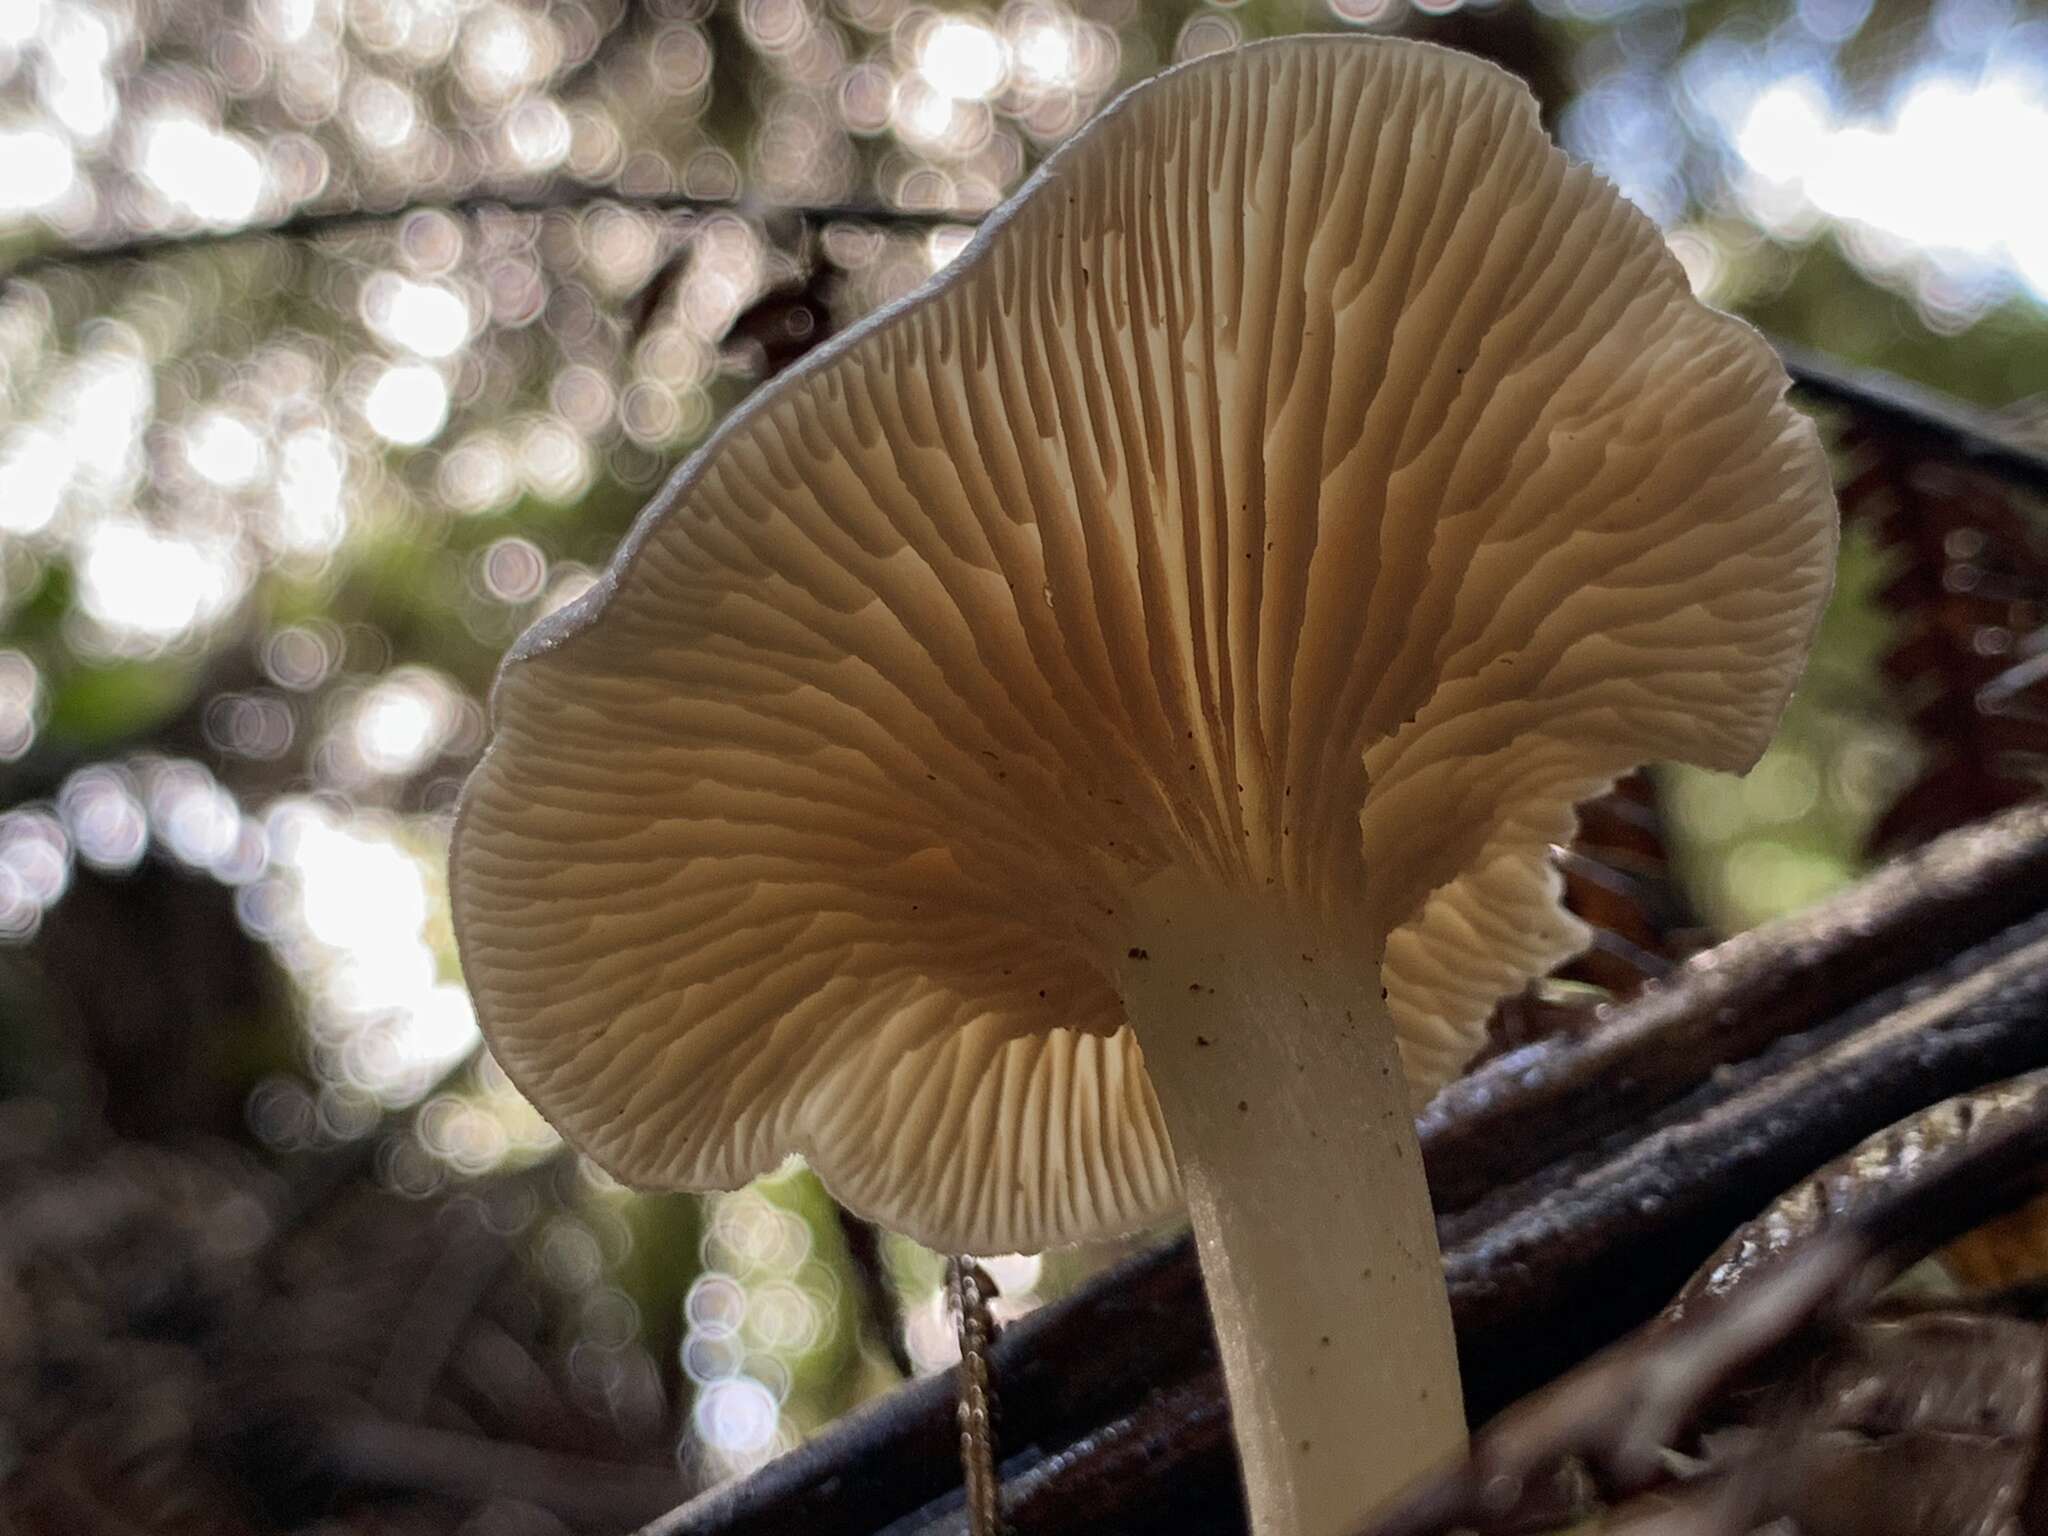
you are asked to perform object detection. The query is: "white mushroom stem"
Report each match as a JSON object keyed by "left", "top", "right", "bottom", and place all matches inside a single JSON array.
[{"left": 1119, "top": 872, "right": 1466, "bottom": 1536}]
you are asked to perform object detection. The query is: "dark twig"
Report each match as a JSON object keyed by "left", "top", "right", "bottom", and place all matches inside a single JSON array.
[
  {"left": 308, "top": 1415, "right": 686, "bottom": 1527},
  {"left": 908, "top": 1374, "right": 1239, "bottom": 1536},
  {"left": 1780, "top": 340, "right": 2048, "bottom": 497},
  {"left": 1671, "top": 1077, "right": 2048, "bottom": 1319},
  {"left": 1445, "top": 907, "right": 2048, "bottom": 1339},
  {"left": 0, "top": 182, "right": 973, "bottom": 289},
  {"left": 1365, "top": 1067, "right": 2048, "bottom": 1536},
  {"left": 554, "top": 0, "right": 657, "bottom": 97},
  {"left": 836, "top": 1206, "right": 914, "bottom": 1380},
  {"left": 367, "top": 1199, "right": 519, "bottom": 1422},
  {"left": 1379, "top": 1240, "right": 1875, "bottom": 1536},
  {"left": 1421, "top": 801, "right": 2048, "bottom": 1214}
]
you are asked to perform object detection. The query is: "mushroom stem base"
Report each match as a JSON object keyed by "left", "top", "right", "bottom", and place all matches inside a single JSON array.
[{"left": 1120, "top": 879, "right": 1466, "bottom": 1536}]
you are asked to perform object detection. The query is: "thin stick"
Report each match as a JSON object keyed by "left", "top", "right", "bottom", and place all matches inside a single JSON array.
[
  {"left": 840, "top": 1206, "right": 914, "bottom": 1379},
  {"left": 0, "top": 182, "right": 977, "bottom": 288},
  {"left": 950, "top": 1259, "right": 1006, "bottom": 1536},
  {"left": 1778, "top": 341, "right": 2048, "bottom": 496}
]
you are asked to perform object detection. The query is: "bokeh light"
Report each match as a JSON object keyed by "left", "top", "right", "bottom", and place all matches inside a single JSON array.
[
  {"left": 0, "top": 126, "right": 76, "bottom": 215},
  {"left": 0, "top": 653, "right": 40, "bottom": 761},
  {"left": 136, "top": 114, "right": 268, "bottom": 227},
  {"left": 77, "top": 520, "right": 248, "bottom": 648},
  {"left": 363, "top": 361, "right": 452, "bottom": 445},
  {"left": 363, "top": 273, "right": 473, "bottom": 358},
  {"left": 919, "top": 17, "right": 1008, "bottom": 102},
  {"left": 0, "top": 808, "right": 69, "bottom": 940}
]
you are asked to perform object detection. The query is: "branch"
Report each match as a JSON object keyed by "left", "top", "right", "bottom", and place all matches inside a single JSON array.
[
  {"left": 553, "top": 0, "right": 657, "bottom": 97},
  {"left": 907, "top": 1373, "right": 1238, "bottom": 1536},
  {"left": 638, "top": 802, "right": 2048, "bottom": 1536},
  {"left": 1779, "top": 340, "right": 2048, "bottom": 497},
  {"left": 837, "top": 1204, "right": 914, "bottom": 1380},
  {"left": 305, "top": 1416, "right": 686, "bottom": 1527},
  {"left": 1444, "top": 903, "right": 2048, "bottom": 1350},
  {"left": 1368, "top": 1067, "right": 2048, "bottom": 1536},
  {"left": 1423, "top": 800, "right": 2048, "bottom": 1214},
  {"left": 366, "top": 1201, "right": 519, "bottom": 1422},
  {"left": 8, "top": 193, "right": 2048, "bottom": 508},
  {"left": 0, "top": 182, "right": 975, "bottom": 288}
]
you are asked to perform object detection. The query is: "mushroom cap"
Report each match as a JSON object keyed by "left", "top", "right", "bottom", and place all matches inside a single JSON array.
[{"left": 452, "top": 35, "right": 1837, "bottom": 1254}]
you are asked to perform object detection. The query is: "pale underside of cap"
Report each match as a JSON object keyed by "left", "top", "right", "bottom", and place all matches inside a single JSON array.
[{"left": 453, "top": 35, "right": 1837, "bottom": 1254}]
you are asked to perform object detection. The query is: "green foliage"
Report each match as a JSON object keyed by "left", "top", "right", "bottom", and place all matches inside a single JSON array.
[{"left": 1665, "top": 521, "right": 1913, "bottom": 930}]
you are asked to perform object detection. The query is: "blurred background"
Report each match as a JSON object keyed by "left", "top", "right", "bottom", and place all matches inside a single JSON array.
[{"left": 0, "top": 0, "right": 2043, "bottom": 1530}]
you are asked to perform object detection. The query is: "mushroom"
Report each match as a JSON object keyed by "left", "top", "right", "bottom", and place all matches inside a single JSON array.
[{"left": 451, "top": 35, "right": 1837, "bottom": 1535}]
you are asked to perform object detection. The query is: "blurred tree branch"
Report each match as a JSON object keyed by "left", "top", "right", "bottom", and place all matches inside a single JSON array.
[
  {"left": 302, "top": 1417, "right": 684, "bottom": 1528},
  {"left": 554, "top": 0, "right": 658, "bottom": 97},
  {"left": 0, "top": 182, "right": 976, "bottom": 291},
  {"left": 4, "top": 198, "right": 2047, "bottom": 506},
  {"left": 1780, "top": 340, "right": 2048, "bottom": 498}
]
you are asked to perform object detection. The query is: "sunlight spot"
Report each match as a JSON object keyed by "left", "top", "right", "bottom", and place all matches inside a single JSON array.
[
  {"left": 0, "top": 428, "right": 72, "bottom": 535},
  {"left": 363, "top": 363, "right": 450, "bottom": 446},
  {"left": 138, "top": 115, "right": 267, "bottom": 226},
  {"left": 0, "top": 809, "right": 68, "bottom": 941},
  {"left": 185, "top": 411, "right": 269, "bottom": 489},
  {"left": 919, "top": 18, "right": 1007, "bottom": 102},
  {"left": 60, "top": 766, "right": 148, "bottom": 872},
  {"left": 694, "top": 1376, "right": 780, "bottom": 1457},
  {"left": 148, "top": 760, "right": 255, "bottom": 877},
  {"left": 65, "top": 352, "right": 152, "bottom": 488},
  {"left": 347, "top": 76, "right": 421, "bottom": 153},
  {"left": 269, "top": 802, "right": 472, "bottom": 1104},
  {"left": 398, "top": 983, "right": 481, "bottom": 1076},
  {"left": 0, "top": 127, "right": 76, "bottom": 215},
  {"left": 351, "top": 669, "right": 452, "bottom": 778},
  {"left": 1734, "top": 68, "right": 2048, "bottom": 301},
  {"left": 1735, "top": 78, "right": 1831, "bottom": 184},
  {"left": 1011, "top": 15, "right": 1078, "bottom": 89},
  {"left": 281, "top": 808, "right": 427, "bottom": 954},
  {"left": 0, "top": 0, "right": 45, "bottom": 47},
  {"left": 276, "top": 426, "right": 349, "bottom": 553},
  {"left": 364, "top": 273, "right": 471, "bottom": 358},
  {"left": 78, "top": 521, "right": 246, "bottom": 642},
  {"left": 461, "top": 3, "right": 551, "bottom": 99},
  {"left": 925, "top": 225, "right": 972, "bottom": 271},
  {"left": 505, "top": 98, "right": 571, "bottom": 170},
  {"left": 479, "top": 536, "right": 547, "bottom": 602},
  {"left": 893, "top": 80, "right": 960, "bottom": 150}
]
